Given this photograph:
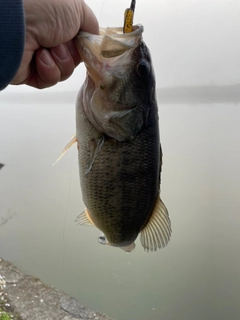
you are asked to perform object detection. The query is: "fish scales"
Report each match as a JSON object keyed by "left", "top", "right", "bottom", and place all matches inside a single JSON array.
[
  {"left": 77, "top": 89, "right": 160, "bottom": 246},
  {"left": 74, "top": 25, "right": 171, "bottom": 252}
]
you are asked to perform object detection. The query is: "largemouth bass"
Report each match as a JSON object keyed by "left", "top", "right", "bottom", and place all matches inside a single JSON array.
[{"left": 74, "top": 24, "right": 171, "bottom": 252}]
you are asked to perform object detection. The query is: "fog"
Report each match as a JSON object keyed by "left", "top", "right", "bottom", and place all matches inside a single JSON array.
[
  {"left": 1, "top": 2, "right": 240, "bottom": 319},
  {"left": 2, "top": 0, "right": 240, "bottom": 95}
]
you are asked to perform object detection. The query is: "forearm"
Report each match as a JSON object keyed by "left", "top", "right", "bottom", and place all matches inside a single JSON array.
[{"left": 0, "top": 0, "right": 25, "bottom": 91}]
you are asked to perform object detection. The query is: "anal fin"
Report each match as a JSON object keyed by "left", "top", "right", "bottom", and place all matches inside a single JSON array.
[
  {"left": 140, "top": 197, "right": 171, "bottom": 252},
  {"left": 53, "top": 134, "right": 77, "bottom": 165}
]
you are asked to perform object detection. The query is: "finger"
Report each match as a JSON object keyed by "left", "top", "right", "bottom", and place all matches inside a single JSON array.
[
  {"left": 26, "top": 49, "right": 61, "bottom": 88},
  {"left": 50, "top": 44, "right": 75, "bottom": 81},
  {"left": 26, "top": 44, "right": 76, "bottom": 89},
  {"left": 66, "top": 40, "right": 82, "bottom": 67}
]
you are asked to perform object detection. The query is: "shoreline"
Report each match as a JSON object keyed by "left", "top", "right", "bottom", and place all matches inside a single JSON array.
[
  {"left": 0, "top": 258, "right": 114, "bottom": 320},
  {"left": 1, "top": 85, "right": 240, "bottom": 104}
]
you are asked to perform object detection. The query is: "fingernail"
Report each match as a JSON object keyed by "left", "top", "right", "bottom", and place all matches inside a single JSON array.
[
  {"left": 40, "top": 49, "right": 54, "bottom": 66},
  {"left": 54, "top": 44, "right": 68, "bottom": 60}
]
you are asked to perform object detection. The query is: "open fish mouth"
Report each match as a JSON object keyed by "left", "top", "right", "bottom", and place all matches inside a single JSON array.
[
  {"left": 77, "top": 24, "right": 144, "bottom": 49},
  {"left": 75, "top": 25, "right": 144, "bottom": 84}
]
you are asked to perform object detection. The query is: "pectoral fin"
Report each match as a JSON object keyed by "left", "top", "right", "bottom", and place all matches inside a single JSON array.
[
  {"left": 85, "top": 135, "right": 105, "bottom": 175},
  {"left": 140, "top": 197, "right": 171, "bottom": 252},
  {"left": 75, "top": 209, "right": 95, "bottom": 226},
  {"left": 53, "top": 134, "right": 77, "bottom": 165}
]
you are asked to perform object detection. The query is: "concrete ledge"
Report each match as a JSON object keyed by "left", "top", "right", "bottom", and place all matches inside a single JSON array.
[{"left": 0, "top": 258, "right": 113, "bottom": 320}]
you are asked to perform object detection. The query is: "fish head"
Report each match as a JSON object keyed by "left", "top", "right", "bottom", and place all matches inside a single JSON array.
[{"left": 75, "top": 25, "right": 157, "bottom": 141}]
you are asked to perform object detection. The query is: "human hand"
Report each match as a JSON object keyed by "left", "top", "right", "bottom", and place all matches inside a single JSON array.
[{"left": 11, "top": 0, "right": 98, "bottom": 89}]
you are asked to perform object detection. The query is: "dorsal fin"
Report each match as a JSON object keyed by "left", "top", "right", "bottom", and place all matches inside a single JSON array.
[
  {"left": 75, "top": 209, "right": 95, "bottom": 226},
  {"left": 140, "top": 197, "right": 171, "bottom": 252}
]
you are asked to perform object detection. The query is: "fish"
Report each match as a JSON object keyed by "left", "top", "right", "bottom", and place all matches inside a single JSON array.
[{"left": 73, "top": 24, "right": 171, "bottom": 252}]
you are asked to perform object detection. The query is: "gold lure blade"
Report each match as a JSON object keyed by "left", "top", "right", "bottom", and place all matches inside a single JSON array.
[{"left": 123, "top": 0, "right": 136, "bottom": 33}]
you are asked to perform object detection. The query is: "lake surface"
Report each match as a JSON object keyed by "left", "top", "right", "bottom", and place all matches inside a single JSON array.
[{"left": 0, "top": 91, "right": 240, "bottom": 320}]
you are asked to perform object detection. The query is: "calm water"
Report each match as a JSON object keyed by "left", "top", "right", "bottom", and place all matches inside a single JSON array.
[{"left": 0, "top": 92, "right": 240, "bottom": 320}]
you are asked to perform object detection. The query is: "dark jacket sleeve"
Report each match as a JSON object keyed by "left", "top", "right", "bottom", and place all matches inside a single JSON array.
[{"left": 0, "top": 0, "right": 25, "bottom": 91}]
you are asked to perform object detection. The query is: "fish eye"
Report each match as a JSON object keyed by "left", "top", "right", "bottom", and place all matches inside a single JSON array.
[{"left": 136, "top": 60, "right": 151, "bottom": 77}]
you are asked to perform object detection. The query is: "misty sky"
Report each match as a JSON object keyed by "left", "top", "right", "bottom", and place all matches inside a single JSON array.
[{"left": 3, "top": 0, "right": 240, "bottom": 94}]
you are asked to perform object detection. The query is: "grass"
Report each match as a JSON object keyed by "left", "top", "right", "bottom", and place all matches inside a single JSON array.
[{"left": 0, "top": 309, "right": 12, "bottom": 320}]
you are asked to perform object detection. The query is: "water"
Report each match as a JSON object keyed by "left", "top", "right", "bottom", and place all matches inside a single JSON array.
[{"left": 0, "top": 92, "right": 240, "bottom": 320}]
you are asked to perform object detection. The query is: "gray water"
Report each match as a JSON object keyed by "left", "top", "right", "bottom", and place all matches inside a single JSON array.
[{"left": 0, "top": 92, "right": 240, "bottom": 320}]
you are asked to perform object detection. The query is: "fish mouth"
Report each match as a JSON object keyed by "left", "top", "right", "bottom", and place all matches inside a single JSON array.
[{"left": 74, "top": 24, "right": 144, "bottom": 84}]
